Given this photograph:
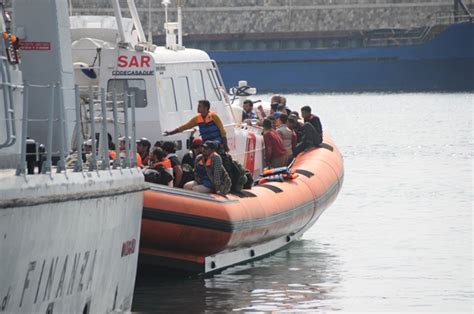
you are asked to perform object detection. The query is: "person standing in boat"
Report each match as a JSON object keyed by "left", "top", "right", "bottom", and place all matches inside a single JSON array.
[
  {"left": 242, "top": 99, "right": 257, "bottom": 123},
  {"left": 164, "top": 99, "right": 229, "bottom": 152},
  {"left": 262, "top": 118, "right": 287, "bottom": 168},
  {"left": 183, "top": 140, "right": 232, "bottom": 194}
]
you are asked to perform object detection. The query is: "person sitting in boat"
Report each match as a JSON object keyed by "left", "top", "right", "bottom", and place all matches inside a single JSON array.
[
  {"left": 287, "top": 115, "right": 304, "bottom": 144},
  {"left": 276, "top": 114, "right": 296, "bottom": 163},
  {"left": 262, "top": 118, "right": 288, "bottom": 168},
  {"left": 293, "top": 106, "right": 322, "bottom": 157},
  {"left": 242, "top": 99, "right": 257, "bottom": 123},
  {"left": 301, "top": 105, "right": 323, "bottom": 146},
  {"left": 183, "top": 140, "right": 232, "bottom": 195},
  {"left": 181, "top": 137, "right": 203, "bottom": 186},
  {"left": 65, "top": 139, "right": 93, "bottom": 168},
  {"left": 162, "top": 141, "right": 183, "bottom": 188},
  {"left": 164, "top": 99, "right": 229, "bottom": 152},
  {"left": 136, "top": 137, "right": 151, "bottom": 167},
  {"left": 143, "top": 147, "right": 174, "bottom": 187},
  {"left": 118, "top": 136, "right": 143, "bottom": 167}
]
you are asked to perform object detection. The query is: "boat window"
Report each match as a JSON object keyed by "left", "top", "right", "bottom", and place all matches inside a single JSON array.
[
  {"left": 176, "top": 76, "right": 192, "bottom": 110},
  {"left": 107, "top": 79, "right": 147, "bottom": 108},
  {"left": 204, "top": 69, "right": 222, "bottom": 101},
  {"left": 191, "top": 70, "right": 206, "bottom": 106},
  {"left": 160, "top": 78, "right": 178, "bottom": 112}
]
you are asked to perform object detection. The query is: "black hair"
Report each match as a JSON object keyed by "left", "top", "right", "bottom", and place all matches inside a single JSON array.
[
  {"left": 287, "top": 115, "right": 298, "bottom": 124},
  {"left": 162, "top": 141, "right": 176, "bottom": 154},
  {"left": 152, "top": 147, "right": 166, "bottom": 161},
  {"left": 262, "top": 118, "right": 272, "bottom": 129},
  {"left": 198, "top": 100, "right": 211, "bottom": 110},
  {"left": 277, "top": 103, "right": 286, "bottom": 112},
  {"left": 279, "top": 113, "right": 288, "bottom": 124},
  {"left": 301, "top": 105, "right": 312, "bottom": 114}
]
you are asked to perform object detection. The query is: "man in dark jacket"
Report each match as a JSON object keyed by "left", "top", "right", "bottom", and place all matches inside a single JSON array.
[
  {"left": 290, "top": 106, "right": 323, "bottom": 158},
  {"left": 301, "top": 105, "right": 323, "bottom": 146}
]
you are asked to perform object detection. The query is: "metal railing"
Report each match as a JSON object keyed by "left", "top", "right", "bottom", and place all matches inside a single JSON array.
[
  {"left": 15, "top": 83, "right": 138, "bottom": 175},
  {"left": 365, "top": 13, "right": 472, "bottom": 47},
  {"left": 0, "top": 54, "right": 17, "bottom": 149}
]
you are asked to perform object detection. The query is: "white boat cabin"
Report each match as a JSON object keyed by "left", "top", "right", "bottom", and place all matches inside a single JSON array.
[{"left": 70, "top": 12, "right": 264, "bottom": 177}]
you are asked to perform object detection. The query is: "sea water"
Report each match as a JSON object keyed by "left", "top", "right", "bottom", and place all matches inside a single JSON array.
[{"left": 132, "top": 93, "right": 473, "bottom": 313}]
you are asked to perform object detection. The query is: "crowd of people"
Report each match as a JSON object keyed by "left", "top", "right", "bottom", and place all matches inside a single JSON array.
[
  {"left": 241, "top": 95, "right": 324, "bottom": 168},
  {"left": 68, "top": 96, "right": 323, "bottom": 195}
]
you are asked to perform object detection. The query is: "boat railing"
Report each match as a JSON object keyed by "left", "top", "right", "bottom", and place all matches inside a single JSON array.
[
  {"left": 0, "top": 54, "right": 19, "bottom": 149},
  {"left": 15, "top": 82, "right": 139, "bottom": 175},
  {"left": 365, "top": 12, "right": 472, "bottom": 47}
]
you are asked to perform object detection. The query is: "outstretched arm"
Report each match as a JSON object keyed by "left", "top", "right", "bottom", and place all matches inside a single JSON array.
[{"left": 165, "top": 116, "right": 199, "bottom": 136}]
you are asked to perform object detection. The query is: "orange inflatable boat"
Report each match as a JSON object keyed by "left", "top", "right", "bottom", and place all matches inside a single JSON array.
[{"left": 140, "top": 135, "right": 344, "bottom": 273}]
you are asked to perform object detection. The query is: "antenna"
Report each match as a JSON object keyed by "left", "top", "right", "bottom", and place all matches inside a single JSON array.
[
  {"left": 162, "top": 0, "right": 170, "bottom": 23},
  {"left": 147, "top": 0, "right": 152, "bottom": 47},
  {"left": 177, "top": 0, "right": 182, "bottom": 46}
]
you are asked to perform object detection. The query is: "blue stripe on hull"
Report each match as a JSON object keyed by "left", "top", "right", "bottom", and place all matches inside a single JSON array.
[{"left": 216, "top": 58, "right": 474, "bottom": 93}]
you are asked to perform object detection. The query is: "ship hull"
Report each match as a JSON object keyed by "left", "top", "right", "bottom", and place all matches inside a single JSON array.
[
  {"left": 0, "top": 170, "right": 146, "bottom": 313},
  {"left": 209, "top": 22, "right": 474, "bottom": 93}
]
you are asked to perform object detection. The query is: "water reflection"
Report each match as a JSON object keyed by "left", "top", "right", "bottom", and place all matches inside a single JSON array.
[{"left": 133, "top": 240, "right": 342, "bottom": 312}]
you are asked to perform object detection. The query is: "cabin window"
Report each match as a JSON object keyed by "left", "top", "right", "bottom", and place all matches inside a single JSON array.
[
  {"left": 107, "top": 79, "right": 147, "bottom": 108},
  {"left": 176, "top": 76, "right": 192, "bottom": 110},
  {"left": 160, "top": 78, "right": 178, "bottom": 112},
  {"left": 204, "top": 69, "right": 222, "bottom": 101},
  {"left": 191, "top": 70, "right": 206, "bottom": 106}
]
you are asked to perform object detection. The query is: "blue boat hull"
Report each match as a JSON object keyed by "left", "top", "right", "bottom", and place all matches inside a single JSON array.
[{"left": 209, "top": 22, "right": 474, "bottom": 93}]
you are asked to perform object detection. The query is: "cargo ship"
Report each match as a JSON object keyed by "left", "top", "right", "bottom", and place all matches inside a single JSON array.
[{"left": 181, "top": 18, "right": 474, "bottom": 93}]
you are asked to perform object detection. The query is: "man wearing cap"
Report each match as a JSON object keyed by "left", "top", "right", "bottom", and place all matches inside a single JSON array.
[
  {"left": 184, "top": 140, "right": 232, "bottom": 194},
  {"left": 137, "top": 137, "right": 151, "bottom": 167},
  {"left": 164, "top": 100, "right": 229, "bottom": 151}
]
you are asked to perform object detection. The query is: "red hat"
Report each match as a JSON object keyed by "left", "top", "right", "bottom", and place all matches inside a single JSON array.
[{"left": 191, "top": 137, "right": 203, "bottom": 148}]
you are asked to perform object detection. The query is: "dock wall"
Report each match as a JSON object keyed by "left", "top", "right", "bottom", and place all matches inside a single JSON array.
[{"left": 66, "top": 0, "right": 473, "bottom": 35}]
